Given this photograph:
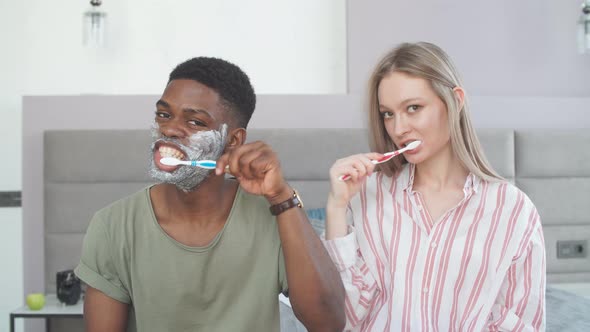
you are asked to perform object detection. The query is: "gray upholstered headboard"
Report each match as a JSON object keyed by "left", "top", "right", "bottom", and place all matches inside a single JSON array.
[{"left": 43, "top": 128, "right": 590, "bottom": 329}]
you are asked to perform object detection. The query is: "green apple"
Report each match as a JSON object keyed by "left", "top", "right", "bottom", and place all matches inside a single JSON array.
[{"left": 26, "top": 293, "right": 45, "bottom": 310}]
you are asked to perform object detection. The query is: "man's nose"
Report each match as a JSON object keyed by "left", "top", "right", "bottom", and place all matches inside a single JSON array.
[{"left": 160, "top": 119, "right": 186, "bottom": 139}]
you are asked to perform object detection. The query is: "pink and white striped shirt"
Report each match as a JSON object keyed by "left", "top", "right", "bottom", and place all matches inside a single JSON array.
[{"left": 323, "top": 164, "right": 545, "bottom": 332}]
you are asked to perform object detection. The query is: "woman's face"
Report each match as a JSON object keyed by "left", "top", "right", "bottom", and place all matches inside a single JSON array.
[{"left": 377, "top": 71, "right": 451, "bottom": 165}]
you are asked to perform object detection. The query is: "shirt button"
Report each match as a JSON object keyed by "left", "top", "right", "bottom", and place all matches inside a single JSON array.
[
  {"left": 430, "top": 242, "right": 437, "bottom": 248},
  {"left": 423, "top": 287, "right": 429, "bottom": 293},
  {"left": 417, "top": 205, "right": 423, "bottom": 211}
]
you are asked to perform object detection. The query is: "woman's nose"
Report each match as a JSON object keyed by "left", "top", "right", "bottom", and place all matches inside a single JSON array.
[{"left": 393, "top": 115, "right": 410, "bottom": 137}]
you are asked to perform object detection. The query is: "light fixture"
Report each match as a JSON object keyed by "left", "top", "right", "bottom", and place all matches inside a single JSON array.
[
  {"left": 578, "top": 0, "right": 590, "bottom": 54},
  {"left": 83, "top": 0, "right": 107, "bottom": 48}
]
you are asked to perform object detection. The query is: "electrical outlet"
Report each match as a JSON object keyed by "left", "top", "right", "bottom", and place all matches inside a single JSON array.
[{"left": 556, "top": 240, "right": 588, "bottom": 259}]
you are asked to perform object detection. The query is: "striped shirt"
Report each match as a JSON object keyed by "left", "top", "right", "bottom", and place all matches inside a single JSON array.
[{"left": 323, "top": 164, "right": 545, "bottom": 332}]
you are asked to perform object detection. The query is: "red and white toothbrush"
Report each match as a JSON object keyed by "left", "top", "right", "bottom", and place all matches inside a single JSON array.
[{"left": 339, "top": 140, "right": 422, "bottom": 181}]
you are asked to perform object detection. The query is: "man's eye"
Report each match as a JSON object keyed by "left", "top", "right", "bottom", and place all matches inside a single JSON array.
[
  {"left": 155, "top": 111, "right": 170, "bottom": 118},
  {"left": 188, "top": 120, "right": 207, "bottom": 127}
]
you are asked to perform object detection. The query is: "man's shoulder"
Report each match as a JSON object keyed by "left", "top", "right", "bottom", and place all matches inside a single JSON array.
[{"left": 92, "top": 186, "right": 152, "bottom": 228}]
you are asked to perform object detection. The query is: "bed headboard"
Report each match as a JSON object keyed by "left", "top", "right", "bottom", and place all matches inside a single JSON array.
[{"left": 43, "top": 128, "right": 590, "bottom": 300}]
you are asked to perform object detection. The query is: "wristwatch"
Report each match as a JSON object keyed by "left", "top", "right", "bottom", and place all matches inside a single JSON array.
[{"left": 269, "top": 189, "right": 304, "bottom": 216}]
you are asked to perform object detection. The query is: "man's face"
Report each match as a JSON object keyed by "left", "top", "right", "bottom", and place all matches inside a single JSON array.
[{"left": 148, "top": 79, "right": 230, "bottom": 191}]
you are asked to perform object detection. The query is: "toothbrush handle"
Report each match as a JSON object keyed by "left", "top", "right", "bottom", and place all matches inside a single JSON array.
[
  {"left": 338, "top": 159, "right": 380, "bottom": 181},
  {"left": 338, "top": 146, "right": 412, "bottom": 181}
]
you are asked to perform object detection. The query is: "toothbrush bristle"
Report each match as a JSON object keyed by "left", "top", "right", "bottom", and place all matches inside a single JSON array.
[
  {"left": 160, "top": 157, "right": 180, "bottom": 166},
  {"left": 408, "top": 140, "right": 421, "bottom": 149}
]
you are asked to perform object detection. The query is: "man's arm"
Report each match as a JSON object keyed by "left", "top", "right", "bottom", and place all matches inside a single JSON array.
[
  {"left": 271, "top": 188, "right": 346, "bottom": 331},
  {"left": 216, "top": 141, "right": 346, "bottom": 331},
  {"left": 84, "top": 286, "right": 129, "bottom": 332}
]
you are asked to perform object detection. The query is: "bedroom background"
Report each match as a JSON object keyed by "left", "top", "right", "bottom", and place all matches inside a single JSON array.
[{"left": 2, "top": 0, "right": 590, "bottom": 331}]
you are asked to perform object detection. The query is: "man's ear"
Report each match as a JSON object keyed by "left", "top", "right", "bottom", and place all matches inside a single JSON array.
[
  {"left": 225, "top": 127, "right": 247, "bottom": 150},
  {"left": 452, "top": 86, "right": 465, "bottom": 111}
]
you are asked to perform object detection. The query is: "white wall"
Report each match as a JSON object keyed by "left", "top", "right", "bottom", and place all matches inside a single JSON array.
[
  {"left": 0, "top": 0, "right": 25, "bottom": 330},
  {"left": 347, "top": 0, "right": 590, "bottom": 97},
  {"left": 22, "top": 0, "right": 347, "bottom": 95},
  {"left": 1, "top": 1, "right": 346, "bottom": 331}
]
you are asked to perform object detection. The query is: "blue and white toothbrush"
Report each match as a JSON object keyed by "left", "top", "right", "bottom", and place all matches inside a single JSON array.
[{"left": 160, "top": 157, "right": 218, "bottom": 169}]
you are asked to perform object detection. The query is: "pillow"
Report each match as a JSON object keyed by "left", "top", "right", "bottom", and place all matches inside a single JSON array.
[{"left": 306, "top": 208, "right": 326, "bottom": 236}]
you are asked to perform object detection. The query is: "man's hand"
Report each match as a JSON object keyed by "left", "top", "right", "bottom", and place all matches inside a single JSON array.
[{"left": 215, "top": 141, "right": 291, "bottom": 204}]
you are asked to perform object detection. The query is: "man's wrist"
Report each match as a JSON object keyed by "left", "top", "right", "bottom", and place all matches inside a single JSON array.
[
  {"left": 265, "top": 184, "right": 293, "bottom": 206},
  {"left": 268, "top": 188, "right": 304, "bottom": 216}
]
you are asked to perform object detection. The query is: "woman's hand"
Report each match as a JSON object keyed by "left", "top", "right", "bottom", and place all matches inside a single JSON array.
[
  {"left": 327, "top": 153, "right": 383, "bottom": 209},
  {"left": 325, "top": 153, "right": 383, "bottom": 240}
]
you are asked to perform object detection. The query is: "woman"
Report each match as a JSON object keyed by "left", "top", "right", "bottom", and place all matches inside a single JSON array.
[{"left": 323, "top": 42, "right": 545, "bottom": 331}]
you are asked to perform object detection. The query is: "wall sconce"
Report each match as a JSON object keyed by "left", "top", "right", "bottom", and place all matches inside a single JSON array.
[
  {"left": 83, "top": 0, "right": 107, "bottom": 48},
  {"left": 579, "top": 0, "right": 590, "bottom": 54}
]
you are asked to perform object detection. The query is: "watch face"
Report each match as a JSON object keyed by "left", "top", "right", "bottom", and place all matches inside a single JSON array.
[{"left": 294, "top": 190, "right": 304, "bottom": 208}]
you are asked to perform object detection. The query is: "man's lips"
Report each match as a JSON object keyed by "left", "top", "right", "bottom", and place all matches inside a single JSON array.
[{"left": 153, "top": 142, "right": 187, "bottom": 172}]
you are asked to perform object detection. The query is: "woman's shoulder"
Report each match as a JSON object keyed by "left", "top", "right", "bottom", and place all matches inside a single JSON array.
[{"left": 480, "top": 179, "right": 540, "bottom": 216}]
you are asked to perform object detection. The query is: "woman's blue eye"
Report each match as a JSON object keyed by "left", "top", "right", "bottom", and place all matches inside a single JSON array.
[{"left": 382, "top": 111, "right": 394, "bottom": 119}]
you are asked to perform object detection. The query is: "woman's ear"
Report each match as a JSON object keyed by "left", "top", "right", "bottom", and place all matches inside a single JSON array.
[
  {"left": 225, "top": 127, "right": 246, "bottom": 150},
  {"left": 453, "top": 86, "right": 465, "bottom": 111}
]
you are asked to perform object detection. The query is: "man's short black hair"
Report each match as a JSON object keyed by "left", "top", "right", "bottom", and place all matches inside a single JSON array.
[{"left": 168, "top": 57, "right": 256, "bottom": 128}]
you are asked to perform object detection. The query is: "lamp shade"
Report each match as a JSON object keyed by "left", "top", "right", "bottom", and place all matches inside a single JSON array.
[
  {"left": 83, "top": 0, "right": 107, "bottom": 48},
  {"left": 578, "top": 0, "right": 590, "bottom": 54}
]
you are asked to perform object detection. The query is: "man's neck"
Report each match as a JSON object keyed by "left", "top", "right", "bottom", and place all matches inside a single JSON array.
[{"left": 151, "top": 177, "right": 239, "bottom": 227}]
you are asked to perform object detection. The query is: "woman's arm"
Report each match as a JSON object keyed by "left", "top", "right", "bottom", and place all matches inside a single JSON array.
[{"left": 322, "top": 152, "right": 385, "bottom": 329}]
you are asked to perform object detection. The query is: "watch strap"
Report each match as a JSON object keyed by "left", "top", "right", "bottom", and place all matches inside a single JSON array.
[{"left": 269, "top": 190, "right": 303, "bottom": 216}]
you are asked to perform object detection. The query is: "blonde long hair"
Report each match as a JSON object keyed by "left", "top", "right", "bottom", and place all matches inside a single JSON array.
[{"left": 367, "top": 42, "right": 502, "bottom": 182}]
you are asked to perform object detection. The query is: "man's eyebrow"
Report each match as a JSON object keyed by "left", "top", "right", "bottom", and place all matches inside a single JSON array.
[
  {"left": 156, "top": 100, "right": 169, "bottom": 108},
  {"left": 155, "top": 101, "right": 215, "bottom": 120},
  {"left": 183, "top": 108, "right": 214, "bottom": 120}
]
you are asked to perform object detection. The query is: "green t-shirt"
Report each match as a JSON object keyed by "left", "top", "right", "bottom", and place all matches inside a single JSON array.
[{"left": 75, "top": 185, "right": 288, "bottom": 332}]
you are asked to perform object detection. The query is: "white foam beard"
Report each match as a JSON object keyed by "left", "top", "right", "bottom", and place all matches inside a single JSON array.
[{"left": 148, "top": 123, "right": 228, "bottom": 192}]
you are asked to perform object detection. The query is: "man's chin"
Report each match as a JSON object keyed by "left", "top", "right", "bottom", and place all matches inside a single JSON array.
[{"left": 149, "top": 169, "right": 207, "bottom": 192}]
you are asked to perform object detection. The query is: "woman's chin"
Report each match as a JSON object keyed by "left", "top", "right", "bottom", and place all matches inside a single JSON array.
[{"left": 403, "top": 154, "right": 423, "bottom": 165}]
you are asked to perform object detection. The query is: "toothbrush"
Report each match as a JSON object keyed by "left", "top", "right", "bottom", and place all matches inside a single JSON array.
[
  {"left": 339, "top": 140, "right": 422, "bottom": 181},
  {"left": 160, "top": 157, "right": 218, "bottom": 169}
]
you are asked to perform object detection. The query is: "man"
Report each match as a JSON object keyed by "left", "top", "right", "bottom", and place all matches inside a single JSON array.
[{"left": 75, "top": 57, "right": 345, "bottom": 331}]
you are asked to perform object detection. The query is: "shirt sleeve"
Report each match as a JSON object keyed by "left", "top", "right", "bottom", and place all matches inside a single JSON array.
[
  {"left": 487, "top": 208, "right": 546, "bottom": 332},
  {"left": 322, "top": 225, "right": 380, "bottom": 330},
  {"left": 74, "top": 213, "right": 131, "bottom": 304}
]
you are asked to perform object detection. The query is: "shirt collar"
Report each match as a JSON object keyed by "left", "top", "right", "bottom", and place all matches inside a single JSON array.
[{"left": 402, "top": 163, "right": 481, "bottom": 194}]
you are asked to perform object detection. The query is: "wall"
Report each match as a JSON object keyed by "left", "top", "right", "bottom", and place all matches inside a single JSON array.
[
  {"left": 346, "top": 0, "right": 590, "bottom": 97},
  {"left": 0, "top": 0, "right": 25, "bottom": 330}
]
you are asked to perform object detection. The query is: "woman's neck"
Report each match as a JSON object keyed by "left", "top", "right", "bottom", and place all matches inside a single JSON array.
[{"left": 413, "top": 145, "right": 469, "bottom": 192}]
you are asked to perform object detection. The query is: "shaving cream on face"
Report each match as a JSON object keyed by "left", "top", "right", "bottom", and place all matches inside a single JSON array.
[{"left": 148, "top": 123, "right": 228, "bottom": 191}]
